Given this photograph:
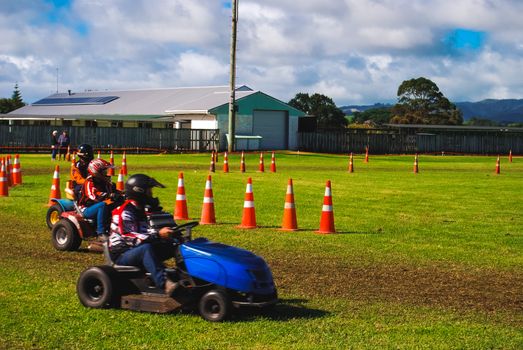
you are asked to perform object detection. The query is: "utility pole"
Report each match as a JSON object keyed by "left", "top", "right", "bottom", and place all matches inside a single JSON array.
[{"left": 227, "top": 0, "right": 238, "bottom": 153}]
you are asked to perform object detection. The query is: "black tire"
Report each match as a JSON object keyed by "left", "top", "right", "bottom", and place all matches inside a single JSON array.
[
  {"left": 77, "top": 266, "right": 117, "bottom": 309},
  {"left": 198, "top": 289, "right": 231, "bottom": 322},
  {"left": 46, "top": 204, "right": 63, "bottom": 229},
  {"left": 51, "top": 219, "right": 82, "bottom": 251}
]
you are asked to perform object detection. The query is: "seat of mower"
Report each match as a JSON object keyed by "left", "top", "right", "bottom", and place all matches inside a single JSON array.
[{"left": 102, "top": 242, "right": 142, "bottom": 272}]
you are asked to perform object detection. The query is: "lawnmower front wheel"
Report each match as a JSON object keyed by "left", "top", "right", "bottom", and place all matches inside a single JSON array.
[
  {"left": 198, "top": 289, "right": 231, "bottom": 322},
  {"left": 46, "top": 204, "right": 63, "bottom": 229}
]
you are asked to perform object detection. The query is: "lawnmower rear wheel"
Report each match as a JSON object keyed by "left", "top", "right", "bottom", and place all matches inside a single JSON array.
[{"left": 51, "top": 219, "right": 82, "bottom": 251}]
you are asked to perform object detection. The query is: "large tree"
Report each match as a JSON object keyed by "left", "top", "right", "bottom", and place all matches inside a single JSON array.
[
  {"left": 0, "top": 84, "right": 25, "bottom": 114},
  {"left": 390, "top": 77, "right": 463, "bottom": 125},
  {"left": 352, "top": 107, "right": 392, "bottom": 125},
  {"left": 289, "top": 93, "right": 347, "bottom": 129}
]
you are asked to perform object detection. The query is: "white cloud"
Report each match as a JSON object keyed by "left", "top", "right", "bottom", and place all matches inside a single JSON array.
[{"left": 1, "top": 0, "right": 523, "bottom": 106}]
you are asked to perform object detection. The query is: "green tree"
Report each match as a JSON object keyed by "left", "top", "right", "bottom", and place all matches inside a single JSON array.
[
  {"left": 390, "top": 77, "right": 463, "bottom": 125},
  {"left": 0, "top": 84, "right": 25, "bottom": 113},
  {"left": 353, "top": 107, "right": 392, "bottom": 125},
  {"left": 289, "top": 93, "right": 347, "bottom": 129}
]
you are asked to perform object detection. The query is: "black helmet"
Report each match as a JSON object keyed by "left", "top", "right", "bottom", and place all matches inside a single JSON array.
[
  {"left": 125, "top": 174, "right": 165, "bottom": 203},
  {"left": 77, "top": 144, "right": 93, "bottom": 161}
]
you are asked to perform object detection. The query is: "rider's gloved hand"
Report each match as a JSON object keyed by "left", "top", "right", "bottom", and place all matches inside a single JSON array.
[{"left": 159, "top": 227, "right": 174, "bottom": 239}]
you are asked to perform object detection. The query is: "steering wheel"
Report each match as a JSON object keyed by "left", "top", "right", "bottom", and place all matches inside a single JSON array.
[{"left": 171, "top": 221, "right": 199, "bottom": 235}]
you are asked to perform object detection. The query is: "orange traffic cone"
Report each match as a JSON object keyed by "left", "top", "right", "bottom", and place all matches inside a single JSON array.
[
  {"left": 348, "top": 153, "right": 354, "bottom": 173},
  {"left": 0, "top": 159, "right": 8, "bottom": 197},
  {"left": 121, "top": 151, "right": 128, "bottom": 175},
  {"left": 108, "top": 151, "right": 115, "bottom": 176},
  {"left": 209, "top": 151, "right": 216, "bottom": 173},
  {"left": 281, "top": 178, "right": 298, "bottom": 231},
  {"left": 495, "top": 156, "right": 500, "bottom": 174},
  {"left": 238, "top": 177, "right": 257, "bottom": 229},
  {"left": 270, "top": 152, "right": 276, "bottom": 172},
  {"left": 65, "top": 146, "right": 71, "bottom": 162},
  {"left": 364, "top": 146, "right": 369, "bottom": 163},
  {"left": 71, "top": 152, "right": 76, "bottom": 164},
  {"left": 240, "top": 151, "right": 246, "bottom": 173},
  {"left": 64, "top": 180, "right": 75, "bottom": 200},
  {"left": 48, "top": 165, "right": 61, "bottom": 206},
  {"left": 214, "top": 150, "right": 219, "bottom": 164},
  {"left": 316, "top": 180, "right": 335, "bottom": 234},
  {"left": 116, "top": 168, "right": 125, "bottom": 191},
  {"left": 413, "top": 154, "right": 419, "bottom": 173},
  {"left": 509, "top": 150, "right": 513, "bottom": 163},
  {"left": 200, "top": 175, "right": 216, "bottom": 225},
  {"left": 174, "top": 172, "right": 190, "bottom": 220},
  {"left": 258, "top": 152, "right": 265, "bottom": 172},
  {"left": 97, "top": 150, "right": 101, "bottom": 159},
  {"left": 12, "top": 154, "right": 22, "bottom": 185},
  {"left": 223, "top": 152, "right": 229, "bottom": 173},
  {"left": 6, "top": 155, "right": 12, "bottom": 187}
]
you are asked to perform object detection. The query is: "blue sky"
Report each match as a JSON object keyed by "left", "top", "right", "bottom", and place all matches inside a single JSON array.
[{"left": 1, "top": 0, "right": 523, "bottom": 105}]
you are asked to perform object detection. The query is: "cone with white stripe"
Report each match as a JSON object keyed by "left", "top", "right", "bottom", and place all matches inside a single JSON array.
[
  {"left": 200, "top": 175, "right": 216, "bottom": 225},
  {"left": 6, "top": 155, "right": 12, "bottom": 187},
  {"left": 97, "top": 150, "right": 101, "bottom": 159},
  {"left": 509, "top": 150, "right": 513, "bottom": 163},
  {"left": 238, "top": 177, "right": 257, "bottom": 229},
  {"left": 209, "top": 151, "right": 216, "bottom": 173},
  {"left": 223, "top": 152, "right": 229, "bottom": 173},
  {"left": 214, "top": 150, "right": 219, "bottom": 164},
  {"left": 495, "top": 155, "right": 500, "bottom": 174},
  {"left": 107, "top": 151, "right": 115, "bottom": 176},
  {"left": 116, "top": 168, "right": 125, "bottom": 191},
  {"left": 348, "top": 153, "right": 354, "bottom": 173},
  {"left": 0, "top": 159, "right": 8, "bottom": 197},
  {"left": 121, "top": 151, "right": 128, "bottom": 175},
  {"left": 365, "top": 146, "right": 369, "bottom": 163},
  {"left": 316, "top": 180, "right": 335, "bottom": 234},
  {"left": 240, "top": 151, "right": 246, "bottom": 173},
  {"left": 281, "top": 178, "right": 298, "bottom": 231},
  {"left": 270, "top": 152, "right": 276, "bottom": 172},
  {"left": 174, "top": 172, "right": 190, "bottom": 220},
  {"left": 12, "top": 154, "right": 22, "bottom": 185},
  {"left": 258, "top": 152, "right": 265, "bottom": 172},
  {"left": 65, "top": 146, "right": 71, "bottom": 162},
  {"left": 413, "top": 154, "right": 419, "bottom": 174},
  {"left": 71, "top": 151, "right": 76, "bottom": 164},
  {"left": 48, "top": 165, "right": 61, "bottom": 206}
]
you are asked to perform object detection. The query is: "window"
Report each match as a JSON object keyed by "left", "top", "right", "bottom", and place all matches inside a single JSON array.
[
  {"left": 85, "top": 120, "right": 98, "bottom": 127},
  {"left": 138, "top": 122, "right": 152, "bottom": 128},
  {"left": 111, "top": 121, "right": 123, "bottom": 128}
]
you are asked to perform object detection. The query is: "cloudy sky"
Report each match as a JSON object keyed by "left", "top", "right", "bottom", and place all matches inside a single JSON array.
[{"left": 1, "top": 0, "right": 523, "bottom": 106}]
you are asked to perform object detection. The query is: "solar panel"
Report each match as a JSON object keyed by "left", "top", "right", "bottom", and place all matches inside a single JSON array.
[{"left": 32, "top": 96, "right": 119, "bottom": 106}]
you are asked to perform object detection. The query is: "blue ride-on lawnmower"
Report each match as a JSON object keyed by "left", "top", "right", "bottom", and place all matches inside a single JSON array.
[{"left": 76, "top": 212, "right": 278, "bottom": 322}]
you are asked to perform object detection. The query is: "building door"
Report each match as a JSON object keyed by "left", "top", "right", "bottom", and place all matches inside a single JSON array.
[{"left": 252, "top": 110, "right": 288, "bottom": 150}]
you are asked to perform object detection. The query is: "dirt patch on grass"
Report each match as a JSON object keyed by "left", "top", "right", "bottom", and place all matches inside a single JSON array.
[{"left": 271, "top": 257, "right": 523, "bottom": 314}]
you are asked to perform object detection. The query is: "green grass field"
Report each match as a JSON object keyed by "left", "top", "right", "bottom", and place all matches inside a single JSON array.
[{"left": 0, "top": 152, "right": 522, "bottom": 349}]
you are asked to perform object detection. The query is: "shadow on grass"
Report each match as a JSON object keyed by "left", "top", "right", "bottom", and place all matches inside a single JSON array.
[{"left": 230, "top": 298, "right": 329, "bottom": 322}]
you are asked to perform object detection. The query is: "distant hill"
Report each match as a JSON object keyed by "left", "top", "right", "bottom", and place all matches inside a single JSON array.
[
  {"left": 340, "top": 99, "right": 523, "bottom": 123},
  {"left": 455, "top": 99, "right": 523, "bottom": 123}
]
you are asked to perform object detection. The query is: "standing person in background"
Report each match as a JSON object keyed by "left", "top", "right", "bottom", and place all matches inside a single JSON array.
[
  {"left": 50, "top": 130, "right": 59, "bottom": 161},
  {"left": 57, "top": 130, "right": 70, "bottom": 161}
]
